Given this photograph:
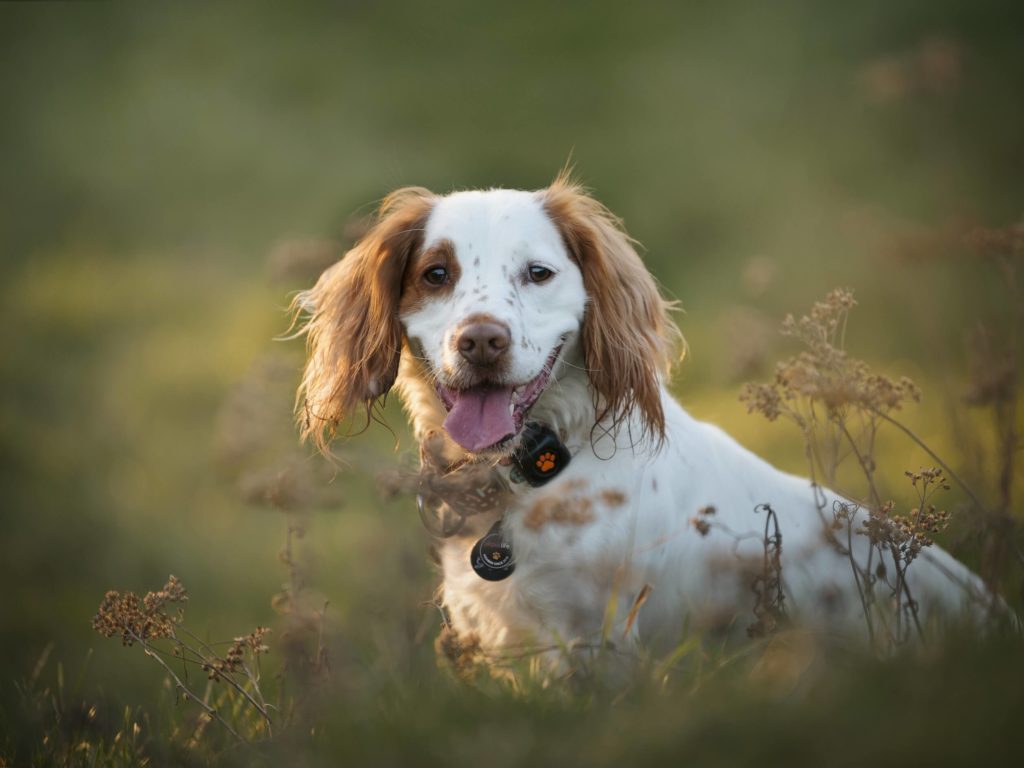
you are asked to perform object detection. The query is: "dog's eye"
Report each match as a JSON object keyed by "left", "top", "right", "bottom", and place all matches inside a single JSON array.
[
  {"left": 527, "top": 265, "right": 554, "bottom": 284},
  {"left": 422, "top": 266, "right": 449, "bottom": 286}
]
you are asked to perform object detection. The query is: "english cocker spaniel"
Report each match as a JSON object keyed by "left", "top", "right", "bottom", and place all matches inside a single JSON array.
[{"left": 294, "top": 175, "right": 988, "bottom": 669}]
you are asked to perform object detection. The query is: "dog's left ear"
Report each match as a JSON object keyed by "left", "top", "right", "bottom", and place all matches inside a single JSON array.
[
  {"left": 541, "top": 174, "right": 683, "bottom": 445},
  {"left": 293, "top": 187, "right": 435, "bottom": 453}
]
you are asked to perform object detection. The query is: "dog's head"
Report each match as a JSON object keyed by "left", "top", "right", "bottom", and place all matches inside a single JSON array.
[{"left": 295, "top": 174, "right": 681, "bottom": 456}]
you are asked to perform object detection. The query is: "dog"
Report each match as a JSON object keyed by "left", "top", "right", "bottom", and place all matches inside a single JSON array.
[{"left": 294, "top": 175, "right": 990, "bottom": 669}]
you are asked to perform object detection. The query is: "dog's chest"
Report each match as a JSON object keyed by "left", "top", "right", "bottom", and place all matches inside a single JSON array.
[{"left": 434, "top": 447, "right": 685, "bottom": 649}]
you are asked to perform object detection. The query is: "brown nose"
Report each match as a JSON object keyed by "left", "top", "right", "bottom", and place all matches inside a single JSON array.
[{"left": 457, "top": 321, "right": 511, "bottom": 366}]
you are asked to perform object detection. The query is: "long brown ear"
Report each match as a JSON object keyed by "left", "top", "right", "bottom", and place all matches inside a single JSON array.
[
  {"left": 541, "top": 173, "right": 683, "bottom": 445},
  {"left": 292, "top": 187, "right": 435, "bottom": 453}
]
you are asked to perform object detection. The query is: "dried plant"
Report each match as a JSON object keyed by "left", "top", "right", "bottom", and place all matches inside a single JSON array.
[
  {"left": 690, "top": 504, "right": 716, "bottom": 538},
  {"left": 740, "top": 289, "right": 919, "bottom": 437},
  {"left": 92, "top": 577, "right": 273, "bottom": 743},
  {"left": 856, "top": 469, "right": 952, "bottom": 570},
  {"left": 741, "top": 289, "right": 998, "bottom": 650},
  {"left": 91, "top": 576, "right": 188, "bottom": 647},
  {"left": 960, "top": 220, "right": 1024, "bottom": 595},
  {"left": 86, "top": 348, "right": 339, "bottom": 752},
  {"left": 215, "top": 351, "right": 334, "bottom": 723},
  {"left": 747, "top": 504, "right": 786, "bottom": 639}
]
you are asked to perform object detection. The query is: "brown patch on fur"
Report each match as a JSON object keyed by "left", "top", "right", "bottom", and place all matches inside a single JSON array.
[
  {"left": 541, "top": 172, "right": 684, "bottom": 445},
  {"left": 600, "top": 488, "right": 627, "bottom": 507},
  {"left": 292, "top": 187, "right": 435, "bottom": 453},
  {"left": 400, "top": 238, "right": 461, "bottom": 315},
  {"left": 523, "top": 488, "right": 594, "bottom": 530}
]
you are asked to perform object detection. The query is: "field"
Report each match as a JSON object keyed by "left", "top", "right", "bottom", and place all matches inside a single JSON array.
[{"left": 2, "top": 2, "right": 1023, "bottom": 765}]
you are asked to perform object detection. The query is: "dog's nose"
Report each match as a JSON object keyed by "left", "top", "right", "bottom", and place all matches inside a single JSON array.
[{"left": 457, "top": 321, "right": 511, "bottom": 366}]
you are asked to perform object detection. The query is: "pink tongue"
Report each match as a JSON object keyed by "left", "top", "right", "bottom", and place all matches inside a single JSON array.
[{"left": 443, "top": 386, "right": 516, "bottom": 452}]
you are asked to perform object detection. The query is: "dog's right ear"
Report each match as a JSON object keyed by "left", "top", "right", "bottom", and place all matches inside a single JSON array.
[
  {"left": 292, "top": 187, "right": 435, "bottom": 453},
  {"left": 541, "top": 173, "right": 682, "bottom": 447}
]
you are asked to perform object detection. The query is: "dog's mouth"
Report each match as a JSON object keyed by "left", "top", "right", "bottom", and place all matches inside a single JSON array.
[{"left": 435, "top": 343, "right": 563, "bottom": 453}]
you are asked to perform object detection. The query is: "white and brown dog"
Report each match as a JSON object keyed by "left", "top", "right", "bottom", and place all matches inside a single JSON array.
[{"left": 294, "top": 175, "right": 988, "bottom": 665}]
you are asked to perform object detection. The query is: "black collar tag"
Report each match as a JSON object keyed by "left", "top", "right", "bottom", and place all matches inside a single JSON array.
[
  {"left": 510, "top": 422, "right": 571, "bottom": 487},
  {"left": 470, "top": 424, "right": 571, "bottom": 582},
  {"left": 470, "top": 521, "right": 515, "bottom": 581}
]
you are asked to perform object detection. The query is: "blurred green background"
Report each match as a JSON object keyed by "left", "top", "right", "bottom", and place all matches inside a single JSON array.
[{"left": 2, "top": 0, "right": 1023, "bottom": 764}]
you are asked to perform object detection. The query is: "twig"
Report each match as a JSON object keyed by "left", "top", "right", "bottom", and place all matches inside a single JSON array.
[
  {"left": 173, "top": 629, "right": 274, "bottom": 732},
  {"left": 872, "top": 409, "right": 993, "bottom": 518},
  {"left": 842, "top": 507, "right": 877, "bottom": 649},
  {"left": 126, "top": 630, "right": 245, "bottom": 743}
]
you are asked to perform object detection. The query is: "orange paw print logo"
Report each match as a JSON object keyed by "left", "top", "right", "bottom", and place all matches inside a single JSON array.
[{"left": 535, "top": 452, "right": 557, "bottom": 473}]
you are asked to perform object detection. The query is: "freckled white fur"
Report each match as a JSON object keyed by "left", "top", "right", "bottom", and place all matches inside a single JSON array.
[
  {"left": 401, "top": 189, "right": 586, "bottom": 391},
  {"left": 394, "top": 189, "right": 990, "bottom": 663}
]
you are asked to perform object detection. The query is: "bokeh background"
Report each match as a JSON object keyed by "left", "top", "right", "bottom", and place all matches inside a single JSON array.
[{"left": 2, "top": 1, "right": 1023, "bottom": 764}]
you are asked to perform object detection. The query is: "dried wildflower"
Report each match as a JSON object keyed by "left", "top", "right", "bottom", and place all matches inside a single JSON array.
[
  {"left": 904, "top": 467, "right": 951, "bottom": 491},
  {"left": 740, "top": 381, "right": 783, "bottom": 422},
  {"left": 690, "top": 505, "right": 716, "bottom": 537},
  {"left": 748, "top": 504, "right": 785, "bottom": 638},
  {"left": 855, "top": 469, "right": 951, "bottom": 567},
  {"left": 743, "top": 291, "right": 939, "bottom": 648},
  {"left": 91, "top": 577, "right": 275, "bottom": 741},
  {"left": 741, "top": 290, "right": 920, "bottom": 425},
  {"left": 92, "top": 576, "right": 188, "bottom": 646},
  {"left": 203, "top": 627, "right": 272, "bottom": 680},
  {"left": 690, "top": 517, "right": 711, "bottom": 537}
]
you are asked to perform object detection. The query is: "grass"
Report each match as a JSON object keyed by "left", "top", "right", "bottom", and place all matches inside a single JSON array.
[{"left": 1, "top": 1, "right": 1023, "bottom": 765}]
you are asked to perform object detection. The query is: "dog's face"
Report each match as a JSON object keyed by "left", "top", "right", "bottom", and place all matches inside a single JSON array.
[
  {"left": 400, "top": 190, "right": 586, "bottom": 452},
  {"left": 295, "top": 176, "right": 680, "bottom": 456}
]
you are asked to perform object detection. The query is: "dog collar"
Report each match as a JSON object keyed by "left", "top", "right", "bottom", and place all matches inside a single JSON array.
[
  {"left": 508, "top": 422, "right": 572, "bottom": 488},
  {"left": 468, "top": 423, "right": 570, "bottom": 582},
  {"left": 471, "top": 520, "right": 515, "bottom": 581},
  {"left": 416, "top": 423, "right": 571, "bottom": 580},
  {"left": 416, "top": 422, "right": 573, "bottom": 537}
]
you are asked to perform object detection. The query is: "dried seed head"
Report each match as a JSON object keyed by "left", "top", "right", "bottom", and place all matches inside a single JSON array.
[
  {"left": 741, "top": 289, "right": 920, "bottom": 423},
  {"left": 91, "top": 576, "right": 188, "bottom": 646}
]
